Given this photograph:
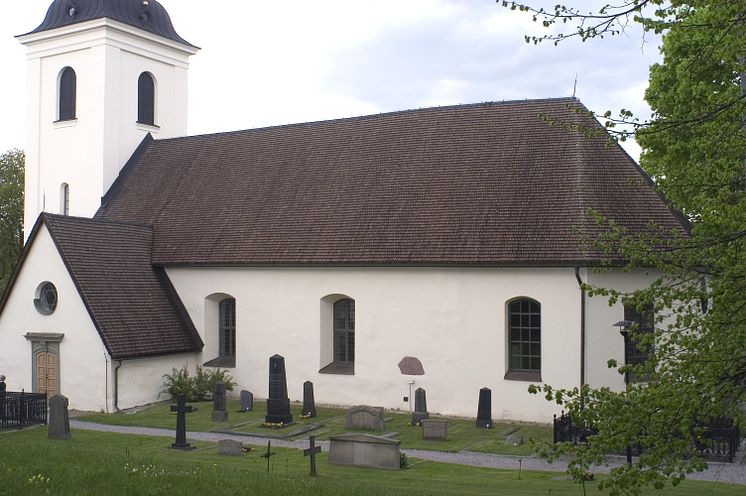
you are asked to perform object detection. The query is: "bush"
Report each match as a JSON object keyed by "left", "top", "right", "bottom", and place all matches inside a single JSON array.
[{"left": 161, "top": 365, "right": 237, "bottom": 401}]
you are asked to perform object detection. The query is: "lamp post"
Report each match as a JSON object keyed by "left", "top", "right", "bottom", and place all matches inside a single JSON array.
[{"left": 612, "top": 320, "right": 634, "bottom": 465}]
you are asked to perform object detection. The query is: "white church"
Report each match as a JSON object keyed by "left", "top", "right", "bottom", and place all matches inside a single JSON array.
[{"left": 0, "top": 0, "right": 688, "bottom": 422}]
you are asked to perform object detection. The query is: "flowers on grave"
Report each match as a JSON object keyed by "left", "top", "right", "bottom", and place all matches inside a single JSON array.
[
  {"left": 405, "top": 421, "right": 423, "bottom": 427},
  {"left": 260, "top": 421, "right": 286, "bottom": 429},
  {"left": 299, "top": 411, "right": 314, "bottom": 419}
]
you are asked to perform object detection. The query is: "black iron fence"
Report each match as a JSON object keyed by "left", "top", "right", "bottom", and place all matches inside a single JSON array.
[
  {"left": 0, "top": 391, "right": 48, "bottom": 429},
  {"left": 553, "top": 412, "right": 742, "bottom": 463}
]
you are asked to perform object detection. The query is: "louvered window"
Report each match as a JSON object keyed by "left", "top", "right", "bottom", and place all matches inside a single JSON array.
[
  {"left": 137, "top": 72, "right": 155, "bottom": 126},
  {"left": 218, "top": 298, "right": 236, "bottom": 358},
  {"left": 58, "top": 67, "right": 76, "bottom": 121},
  {"left": 333, "top": 299, "right": 355, "bottom": 363}
]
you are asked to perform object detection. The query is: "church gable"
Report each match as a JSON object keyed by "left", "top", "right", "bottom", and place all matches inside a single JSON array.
[
  {"left": 96, "top": 98, "right": 689, "bottom": 266},
  {"left": 1, "top": 214, "right": 202, "bottom": 360}
]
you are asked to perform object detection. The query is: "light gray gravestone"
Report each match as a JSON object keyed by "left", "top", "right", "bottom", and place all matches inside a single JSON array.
[
  {"left": 239, "top": 390, "right": 253, "bottom": 412},
  {"left": 218, "top": 439, "right": 243, "bottom": 456},
  {"left": 412, "top": 387, "right": 429, "bottom": 424},
  {"left": 212, "top": 381, "right": 228, "bottom": 423},
  {"left": 421, "top": 419, "right": 448, "bottom": 440},
  {"left": 345, "top": 405, "right": 385, "bottom": 431},
  {"left": 48, "top": 394, "right": 70, "bottom": 440},
  {"left": 505, "top": 434, "right": 524, "bottom": 446},
  {"left": 329, "top": 433, "right": 401, "bottom": 470}
]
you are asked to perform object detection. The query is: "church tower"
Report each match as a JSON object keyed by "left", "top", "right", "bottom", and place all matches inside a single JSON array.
[{"left": 18, "top": 0, "right": 198, "bottom": 237}]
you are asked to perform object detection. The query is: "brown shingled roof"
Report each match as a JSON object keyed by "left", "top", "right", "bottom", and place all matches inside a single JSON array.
[
  {"left": 97, "top": 98, "right": 689, "bottom": 266},
  {"left": 43, "top": 214, "right": 202, "bottom": 359}
]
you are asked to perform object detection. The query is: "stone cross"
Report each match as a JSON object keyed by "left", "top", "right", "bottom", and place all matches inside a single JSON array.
[
  {"left": 302, "top": 381, "right": 317, "bottom": 418},
  {"left": 170, "top": 395, "right": 195, "bottom": 449},
  {"left": 265, "top": 354, "right": 292, "bottom": 425},
  {"left": 412, "top": 387, "right": 429, "bottom": 424},
  {"left": 304, "top": 435, "right": 322, "bottom": 476},
  {"left": 262, "top": 440, "right": 276, "bottom": 473},
  {"left": 475, "top": 387, "right": 492, "bottom": 429},
  {"left": 211, "top": 381, "right": 228, "bottom": 423},
  {"left": 48, "top": 394, "right": 70, "bottom": 440}
]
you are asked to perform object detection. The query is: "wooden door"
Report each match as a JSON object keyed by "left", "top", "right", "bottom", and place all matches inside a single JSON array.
[{"left": 35, "top": 351, "right": 57, "bottom": 397}]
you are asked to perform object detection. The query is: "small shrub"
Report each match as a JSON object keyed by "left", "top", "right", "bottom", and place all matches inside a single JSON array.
[
  {"left": 399, "top": 452, "right": 409, "bottom": 469},
  {"left": 161, "top": 365, "right": 238, "bottom": 401},
  {"left": 161, "top": 365, "right": 192, "bottom": 399}
]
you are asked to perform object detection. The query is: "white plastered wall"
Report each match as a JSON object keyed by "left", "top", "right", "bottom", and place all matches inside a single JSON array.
[
  {"left": 0, "top": 224, "right": 109, "bottom": 411},
  {"left": 116, "top": 353, "right": 200, "bottom": 410},
  {"left": 166, "top": 266, "right": 615, "bottom": 423},
  {"left": 19, "top": 20, "right": 196, "bottom": 238},
  {"left": 583, "top": 268, "right": 661, "bottom": 391}
]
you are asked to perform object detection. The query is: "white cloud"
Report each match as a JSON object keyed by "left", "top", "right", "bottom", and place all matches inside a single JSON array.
[{"left": 0, "top": 0, "right": 661, "bottom": 159}]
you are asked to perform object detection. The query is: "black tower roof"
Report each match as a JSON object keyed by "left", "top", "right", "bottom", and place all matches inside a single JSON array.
[{"left": 23, "top": 0, "right": 196, "bottom": 48}]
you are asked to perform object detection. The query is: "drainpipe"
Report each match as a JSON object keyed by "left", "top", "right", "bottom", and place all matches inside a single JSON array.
[
  {"left": 574, "top": 267, "right": 586, "bottom": 410},
  {"left": 113, "top": 360, "right": 123, "bottom": 412}
]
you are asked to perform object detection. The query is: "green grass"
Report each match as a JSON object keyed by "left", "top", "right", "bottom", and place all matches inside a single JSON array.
[
  {"left": 78, "top": 400, "right": 551, "bottom": 455},
  {"left": 0, "top": 427, "right": 742, "bottom": 496}
]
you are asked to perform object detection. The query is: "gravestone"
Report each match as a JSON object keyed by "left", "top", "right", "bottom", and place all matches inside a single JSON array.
[
  {"left": 345, "top": 405, "right": 385, "bottom": 431},
  {"left": 422, "top": 419, "right": 448, "bottom": 440},
  {"left": 475, "top": 387, "right": 492, "bottom": 429},
  {"left": 304, "top": 435, "right": 322, "bottom": 476},
  {"left": 239, "top": 390, "right": 253, "bottom": 412},
  {"left": 170, "top": 395, "right": 195, "bottom": 450},
  {"left": 218, "top": 439, "right": 243, "bottom": 456},
  {"left": 412, "top": 387, "right": 429, "bottom": 424},
  {"left": 48, "top": 394, "right": 70, "bottom": 440},
  {"left": 329, "top": 433, "right": 401, "bottom": 470},
  {"left": 302, "top": 381, "right": 317, "bottom": 418},
  {"left": 265, "top": 355, "right": 293, "bottom": 425},
  {"left": 211, "top": 381, "right": 228, "bottom": 423},
  {"left": 505, "top": 434, "right": 524, "bottom": 446}
]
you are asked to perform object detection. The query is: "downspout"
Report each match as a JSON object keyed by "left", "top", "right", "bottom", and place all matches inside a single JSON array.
[
  {"left": 575, "top": 267, "right": 586, "bottom": 410},
  {"left": 113, "top": 360, "right": 123, "bottom": 412}
]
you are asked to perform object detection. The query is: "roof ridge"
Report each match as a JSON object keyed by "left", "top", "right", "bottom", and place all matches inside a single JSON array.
[
  {"left": 44, "top": 212, "right": 154, "bottom": 231},
  {"left": 156, "top": 96, "right": 581, "bottom": 143}
]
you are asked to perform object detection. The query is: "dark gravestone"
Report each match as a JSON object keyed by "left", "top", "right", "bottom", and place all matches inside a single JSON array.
[
  {"left": 170, "top": 395, "right": 195, "bottom": 450},
  {"left": 48, "top": 394, "right": 70, "bottom": 440},
  {"left": 211, "top": 381, "right": 228, "bottom": 423},
  {"left": 304, "top": 435, "right": 322, "bottom": 476},
  {"left": 475, "top": 387, "right": 492, "bottom": 429},
  {"left": 412, "top": 387, "right": 429, "bottom": 424},
  {"left": 397, "top": 356, "right": 425, "bottom": 375},
  {"left": 265, "top": 354, "right": 292, "bottom": 425},
  {"left": 302, "top": 381, "right": 317, "bottom": 418},
  {"left": 239, "top": 390, "right": 253, "bottom": 412}
]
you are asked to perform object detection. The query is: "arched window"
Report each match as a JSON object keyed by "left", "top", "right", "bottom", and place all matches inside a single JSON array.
[
  {"left": 505, "top": 298, "right": 541, "bottom": 381},
  {"left": 60, "top": 183, "right": 69, "bottom": 215},
  {"left": 137, "top": 72, "right": 155, "bottom": 126},
  {"left": 333, "top": 298, "right": 355, "bottom": 363},
  {"left": 218, "top": 298, "right": 236, "bottom": 360},
  {"left": 58, "top": 67, "right": 76, "bottom": 121},
  {"left": 622, "top": 302, "right": 654, "bottom": 383}
]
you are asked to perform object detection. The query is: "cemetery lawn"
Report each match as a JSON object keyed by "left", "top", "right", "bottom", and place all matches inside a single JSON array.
[
  {"left": 0, "top": 427, "right": 743, "bottom": 496},
  {"left": 78, "top": 400, "right": 551, "bottom": 455}
]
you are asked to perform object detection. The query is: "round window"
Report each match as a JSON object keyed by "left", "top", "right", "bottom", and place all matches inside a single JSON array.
[{"left": 34, "top": 282, "right": 58, "bottom": 315}]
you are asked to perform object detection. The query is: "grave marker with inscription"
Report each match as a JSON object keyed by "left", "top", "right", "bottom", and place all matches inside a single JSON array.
[{"left": 265, "top": 355, "right": 292, "bottom": 425}]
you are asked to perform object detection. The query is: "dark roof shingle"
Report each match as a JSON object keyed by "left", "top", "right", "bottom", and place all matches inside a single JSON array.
[
  {"left": 44, "top": 214, "right": 202, "bottom": 359},
  {"left": 97, "top": 98, "right": 688, "bottom": 266}
]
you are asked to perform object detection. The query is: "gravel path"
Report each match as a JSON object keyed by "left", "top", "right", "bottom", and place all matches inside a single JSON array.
[{"left": 69, "top": 420, "right": 746, "bottom": 485}]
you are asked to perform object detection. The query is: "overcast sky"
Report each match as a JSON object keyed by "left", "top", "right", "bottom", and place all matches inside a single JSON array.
[{"left": 0, "top": 0, "right": 661, "bottom": 159}]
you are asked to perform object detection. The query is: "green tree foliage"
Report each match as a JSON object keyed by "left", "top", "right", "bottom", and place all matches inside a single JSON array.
[
  {"left": 0, "top": 149, "right": 24, "bottom": 293},
  {"left": 501, "top": 2, "right": 746, "bottom": 495}
]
